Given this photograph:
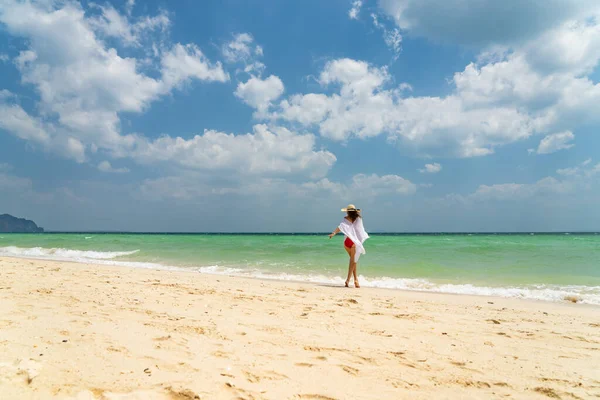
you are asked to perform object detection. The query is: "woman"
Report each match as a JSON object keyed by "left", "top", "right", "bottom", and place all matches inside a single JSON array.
[{"left": 329, "top": 204, "right": 369, "bottom": 288}]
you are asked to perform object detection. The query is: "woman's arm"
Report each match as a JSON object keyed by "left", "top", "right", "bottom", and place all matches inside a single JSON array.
[{"left": 329, "top": 227, "right": 340, "bottom": 239}]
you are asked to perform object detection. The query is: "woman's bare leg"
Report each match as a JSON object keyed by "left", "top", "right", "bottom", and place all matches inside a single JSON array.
[
  {"left": 349, "top": 246, "right": 359, "bottom": 288},
  {"left": 344, "top": 246, "right": 352, "bottom": 286},
  {"left": 349, "top": 247, "right": 359, "bottom": 287}
]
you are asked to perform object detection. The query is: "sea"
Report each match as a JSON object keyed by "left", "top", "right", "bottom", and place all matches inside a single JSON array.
[{"left": 1, "top": 233, "right": 599, "bottom": 305}]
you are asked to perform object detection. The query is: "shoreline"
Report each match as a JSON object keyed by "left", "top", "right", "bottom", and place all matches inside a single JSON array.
[
  {"left": 1, "top": 254, "right": 598, "bottom": 307},
  {"left": 1, "top": 257, "right": 600, "bottom": 399}
]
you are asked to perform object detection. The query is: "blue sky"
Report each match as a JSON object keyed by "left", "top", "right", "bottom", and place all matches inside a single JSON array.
[{"left": 0, "top": 0, "right": 599, "bottom": 232}]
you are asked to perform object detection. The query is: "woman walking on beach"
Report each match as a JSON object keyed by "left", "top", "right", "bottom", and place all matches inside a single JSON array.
[{"left": 329, "top": 204, "right": 369, "bottom": 288}]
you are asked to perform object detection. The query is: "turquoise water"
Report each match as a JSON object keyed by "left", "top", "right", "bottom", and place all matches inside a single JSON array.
[{"left": 1, "top": 233, "right": 599, "bottom": 304}]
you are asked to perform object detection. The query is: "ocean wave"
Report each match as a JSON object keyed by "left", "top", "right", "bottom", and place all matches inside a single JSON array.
[
  {"left": 1, "top": 246, "right": 599, "bottom": 305},
  {"left": 0, "top": 246, "right": 139, "bottom": 261},
  {"left": 192, "top": 267, "right": 600, "bottom": 305}
]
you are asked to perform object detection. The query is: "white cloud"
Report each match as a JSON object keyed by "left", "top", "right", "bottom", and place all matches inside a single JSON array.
[
  {"left": 136, "top": 170, "right": 383, "bottom": 202},
  {"left": 98, "top": 161, "right": 130, "bottom": 174},
  {"left": 126, "top": 0, "right": 135, "bottom": 16},
  {"left": 378, "top": 0, "right": 597, "bottom": 46},
  {"left": 222, "top": 33, "right": 267, "bottom": 77},
  {"left": 0, "top": 0, "right": 228, "bottom": 163},
  {"left": 274, "top": 3, "right": 600, "bottom": 158},
  {"left": 161, "top": 43, "right": 229, "bottom": 88},
  {"left": 470, "top": 177, "right": 573, "bottom": 201},
  {"left": 352, "top": 173, "right": 417, "bottom": 196},
  {"left": 223, "top": 33, "right": 261, "bottom": 63},
  {"left": 349, "top": 0, "right": 363, "bottom": 19},
  {"left": 235, "top": 75, "right": 284, "bottom": 115},
  {"left": 419, "top": 162, "right": 442, "bottom": 173},
  {"left": 66, "top": 137, "right": 86, "bottom": 163},
  {"left": 371, "top": 14, "right": 402, "bottom": 61},
  {"left": 244, "top": 61, "right": 266, "bottom": 75},
  {"left": 556, "top": 167, "right": 579, "bottom": 176},
  {"left": 0, "top": 53, "right": 8, "bottom": 62},
  {"left": 535, "top": 131, "right": 575, "bottom": 155},
  {"left": 556, "top": 159, "right": 599, "bottom": 177},
  {"left": 0, "top": 101, "right": 50, "bottom": 145},
  {"left": 300, "top": 173, "right": 417, "bottom": 200},
  {"left": 274, "top": 58, "right": 539, "bottom": 155},
  {"left": 443, "top": 159, "right": 600, "bottom": 205},
  {"left": 88, "top": 3, "right": 170, "bottom": 46},
  {"left": 0, "top": 2, "right": 334, "bottom": 183},
  {"left": 130, "top": 124, "right": 336, "bottom": 179}
]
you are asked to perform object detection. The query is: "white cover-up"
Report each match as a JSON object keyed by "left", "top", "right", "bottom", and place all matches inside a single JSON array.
[{"left": 338, "top": 217, "right": 369, "bottom": 262}]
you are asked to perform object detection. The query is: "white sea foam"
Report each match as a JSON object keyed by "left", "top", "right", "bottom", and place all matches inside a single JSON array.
[
  {"left": 0, "top": 246, "right": 139, "bottom": 261},
  {"left": 2, "top": 246, "right": 599, "bottom": 305},
  {"left": 191, "top": 267, "right": 600, "bottom": 305}
]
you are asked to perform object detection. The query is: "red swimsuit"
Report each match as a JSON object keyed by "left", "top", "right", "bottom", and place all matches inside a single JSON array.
[{"left": 344, "top": 236, "right": 354, "bottom": 248}]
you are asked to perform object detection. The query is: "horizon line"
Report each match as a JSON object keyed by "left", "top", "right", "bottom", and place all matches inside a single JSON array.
[{"left": 19, "top": 231, "right": 600, "bottom": 235}]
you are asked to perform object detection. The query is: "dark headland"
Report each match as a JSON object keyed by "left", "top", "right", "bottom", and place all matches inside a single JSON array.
[{"left": 0, "top": 214, "right": 44, "bottom": 233}]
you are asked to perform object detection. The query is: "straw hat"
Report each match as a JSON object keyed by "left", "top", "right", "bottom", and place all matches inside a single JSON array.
[{"left": 341, "top": 204, "right": 360, "bottom": 212}]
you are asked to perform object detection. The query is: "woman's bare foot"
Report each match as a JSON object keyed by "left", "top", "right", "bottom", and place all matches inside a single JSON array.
[
  {"left": 344, "top": 280, "right": 350, "bottom": 287},
  {"left": 354, "top": 280, "right": 360, "bottom": 288}
]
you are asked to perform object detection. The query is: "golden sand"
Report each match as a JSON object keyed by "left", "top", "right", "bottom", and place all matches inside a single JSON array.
[{"left": 1, "top": 257, "right": 599, "bottom": 399}]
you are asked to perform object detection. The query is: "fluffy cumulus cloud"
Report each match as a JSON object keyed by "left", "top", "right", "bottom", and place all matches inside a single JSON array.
[
  {"left": 130, "top": 124, "right": 336, "bottom": 179},
  {"left": 270, "top": 1, "right": 600, "bottom": 159},
  {"left": 533, "top": 131, "right": 575, "bottom": 155},
  {"left": 0, "top": 1, "right": 334, "bottom": 184},
  {"left": 161, "top": 43, "right": 229, "bottom": 88},
  {"left": 225, "top": 33, "right": 282, "bottom": 116},
  {"left": 0, "top": 0, "right": 230, "bottom": 163},
  {"left": 419, "top": 163, "right": 441, "bottom": 173},
  {"left": 235, "top": 75, "right": 284, "bottom": 116},
  {"left": 273, "top": 58, "right": 539, "bottom": 157}
]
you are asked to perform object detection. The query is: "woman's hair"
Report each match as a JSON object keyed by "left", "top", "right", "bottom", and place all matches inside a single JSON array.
[{"left": 346, "top": 210, "right": 361, "bottom": 222}]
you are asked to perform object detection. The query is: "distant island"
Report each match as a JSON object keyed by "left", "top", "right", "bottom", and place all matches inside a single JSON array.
[{"left": 0, "top": 214, "right": 44, "bottom": 233}]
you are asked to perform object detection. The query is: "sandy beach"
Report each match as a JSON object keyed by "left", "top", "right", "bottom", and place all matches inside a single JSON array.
[{"left": 0, "top": 257, "right": 599, "bottom": 399}]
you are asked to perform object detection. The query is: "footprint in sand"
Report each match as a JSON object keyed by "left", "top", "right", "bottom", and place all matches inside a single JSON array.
[
  {"left": 243, "top": 370, "right": 289, "bottom": 383},
  {"left": 533, "top": 387, "right": 562, "bottom": 398},
  {"left": 339, "top": 365, "right": 359, "bottom": 375},
  {"left": 295, "top": 363, "right": 314, "bottom": 367},
  {"left": 165, "top": 386, "right": 201, "bottom": 399}
]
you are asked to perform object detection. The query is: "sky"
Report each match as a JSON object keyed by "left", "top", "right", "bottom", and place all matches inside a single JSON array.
[{"left": 0, "top": 0, "right": 600, "bottom": 232}]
